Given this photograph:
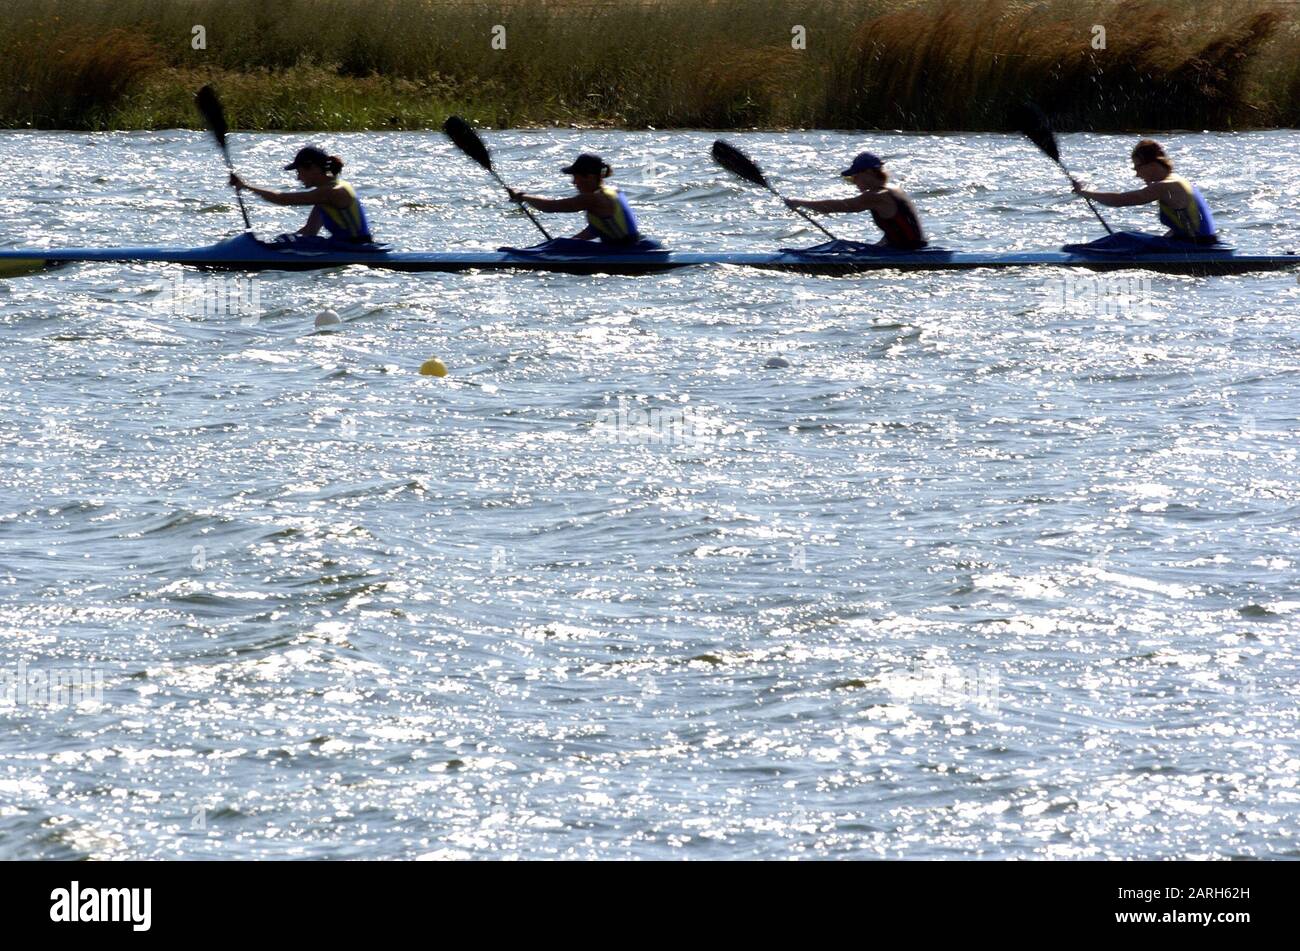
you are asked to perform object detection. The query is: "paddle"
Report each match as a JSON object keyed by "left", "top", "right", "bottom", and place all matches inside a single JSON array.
[
  {"left": 711, "top": 140, "right": 836, "bottom": 241},
  {"left": 1012, "top": 102, "right": 1113, "bottom": 235},
  {"left": 443, "top": 115, "right": 551, "bottom": 240},
  {"left": 195, "top": 85, "right": 252, "bottom": 231}
]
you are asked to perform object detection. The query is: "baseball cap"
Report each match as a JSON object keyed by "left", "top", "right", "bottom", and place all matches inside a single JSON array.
[
  {"left": 840, "top": 152, "right": 884, "bottom": 176},
  {"left": 285, "top": 146, "right": 331, "bottom": 170},
  {"left": 561, "top": 153, "right": 610, "bottom": 175}
]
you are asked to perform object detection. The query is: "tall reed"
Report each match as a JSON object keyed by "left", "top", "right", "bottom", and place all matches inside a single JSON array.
[{"left": 0, "top": 0, "right": 1295, "bottom": 130}]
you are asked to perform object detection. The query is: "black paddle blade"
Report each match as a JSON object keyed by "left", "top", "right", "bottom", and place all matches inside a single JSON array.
[
  {"left": 1011, "top": 101, "right": 1060, "bottom": 164},
  {"left": 195, "top": 85, "right": 228, "bottom": 146},
  {"left": 443, "top": 115, "right": 492, "bottom": 171},
  {"left": 711, "top": 140, "right": 767, "bottom": 188}
]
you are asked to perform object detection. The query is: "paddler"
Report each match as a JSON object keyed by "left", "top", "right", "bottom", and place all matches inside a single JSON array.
[
  {"left": 228, "top": 146, "right": 374, "bottom": 244},
  {"left": 784, "top": 152, "right": 928, "bottom": 250},
  {"left": 507, "top": 154, "right": 647, "bottom": 245},
  {"left": 1072, "top": 139, "right": 1218, "bottom": 244}
]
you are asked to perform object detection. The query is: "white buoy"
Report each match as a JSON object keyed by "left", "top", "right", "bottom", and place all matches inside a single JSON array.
[{"left": 315, "top": 309, "right": 342, "bottom": 329}]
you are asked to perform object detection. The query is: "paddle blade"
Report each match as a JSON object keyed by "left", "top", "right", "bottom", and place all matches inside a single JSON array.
[
  {"left": 443, "top": 115, "right": 492, "bottom": 170},
  {"left": 711, "top": 140, "right": 768, "bottom": 189},
  {"left": 1011, "top": 101, "right": 1060, "bottom": 164},
  {"left": 195, "top": 85, "right": 228, "bottom": 147}
]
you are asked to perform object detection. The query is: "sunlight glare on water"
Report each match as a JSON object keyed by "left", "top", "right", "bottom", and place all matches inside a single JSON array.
[{"left": 0, "top": 129, "right": 1298, "bottom": 858}]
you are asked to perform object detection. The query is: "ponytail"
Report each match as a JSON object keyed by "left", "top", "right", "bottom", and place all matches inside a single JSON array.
[{"left": 326, "top": 155, "right": 344, "bottom": 176}]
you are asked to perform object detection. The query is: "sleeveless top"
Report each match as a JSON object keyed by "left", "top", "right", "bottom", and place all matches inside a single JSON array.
[
  {"left": 1157, "top": 174, "right": 1216, "bottom": 241},
  {"left": 870, "top": 187, "right": 927, "bottom": 249},
  {"left": 318, "top": 180, "right": 373, "bottom": 243},
  {"left": 585, "top": 185, "right": 641, "bottom": 244}
]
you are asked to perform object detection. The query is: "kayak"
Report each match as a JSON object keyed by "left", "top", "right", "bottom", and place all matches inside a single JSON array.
[
  {"left": 1, "top": 232, "right": 1297, "bottom": 277},
  {"left": 0, "top": 233, "right": 685, "bottom": 277}
]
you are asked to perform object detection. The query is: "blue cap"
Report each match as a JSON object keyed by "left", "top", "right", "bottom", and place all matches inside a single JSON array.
[{"left": 840, "top": 152, "right": 884, "bottom": 176}]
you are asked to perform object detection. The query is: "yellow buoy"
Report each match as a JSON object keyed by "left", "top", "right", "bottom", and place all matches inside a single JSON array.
[{"left": 419, "top": 358, "right": 448, "bottom": 377}]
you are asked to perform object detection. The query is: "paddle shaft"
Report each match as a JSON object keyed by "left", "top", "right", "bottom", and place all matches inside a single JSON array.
[
  {"left": 491, "top": 168, "right": 550, "bottom": 240},
  {"left": 711, "top": 141, "right": 837, "bottom": 241},
  {"left": 219, "top": 148, "right": 253, "bottom": 231},
  {"left": 195, "top": 87, "right": 252, "bottom": 231},
  {"left": 764, "top": 182, "right": 836, "bottom": 240},
  {"left": 1013, "top": 105, "right": 1114, "bottom": 236},
  {"left": 1054, "top": 158, "right": 1112, "bottom": 235}
]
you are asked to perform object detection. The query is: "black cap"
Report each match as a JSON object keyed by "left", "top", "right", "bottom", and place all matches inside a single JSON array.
[
  {"left": 285, "top": 146, "right": 330, "bottom": 170},
  {"left": 561, "top": 153, "right": 609, "bottom": 176}
]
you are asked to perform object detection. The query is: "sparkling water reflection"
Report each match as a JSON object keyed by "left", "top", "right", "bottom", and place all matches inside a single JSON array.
[{"left": 0, "top": 129, "right": 1298, "bottom": 858}]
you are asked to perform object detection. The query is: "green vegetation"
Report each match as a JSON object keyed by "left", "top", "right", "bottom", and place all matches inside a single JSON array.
[{"left": 2, "top": 0, "right": 1298, "bottom": 130}]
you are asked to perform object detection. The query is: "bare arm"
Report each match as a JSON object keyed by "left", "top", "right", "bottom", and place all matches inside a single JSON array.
[
  {"left": 297, "top": 206, "right": 323, "bottom": 236},
  {"left": 512, "top": 192, "right": 602, "bottom": 214},
  {"left": 786, "top": 193, "right": 875, "bottom": 214},
  {"left": 249, "top": 186, "right": 336, "bottom": 207},
  {"left": 229, "top": 175, "right": 343, "bottom": 208},
  {"left": 1073, "top": 181, "right": 1164, "bottom": 208}
]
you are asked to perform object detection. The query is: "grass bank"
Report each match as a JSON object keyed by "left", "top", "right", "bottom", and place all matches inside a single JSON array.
[{"left": 2, "top": 0, "right": 1298, "bottom": 130}]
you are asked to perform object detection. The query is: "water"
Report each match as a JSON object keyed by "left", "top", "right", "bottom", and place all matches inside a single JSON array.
[{"left": 1, "top": 129, "right": 1298, "bottom": 859}]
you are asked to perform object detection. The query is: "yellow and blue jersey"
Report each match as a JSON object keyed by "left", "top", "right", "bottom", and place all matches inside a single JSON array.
[
  {"left": 585, "top": 185, "right": 641, "bottom": 244},
  {"left": 1158, "top": 174, "right": 1216, "bottom": 240},
  {"left": 318, "top": 180, "right": 373, "bottom": 243}
]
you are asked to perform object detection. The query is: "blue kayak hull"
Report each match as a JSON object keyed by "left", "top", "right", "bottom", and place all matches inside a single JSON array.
[{"left": 1, "top": 233, "right": 1297, "bottom": 276}]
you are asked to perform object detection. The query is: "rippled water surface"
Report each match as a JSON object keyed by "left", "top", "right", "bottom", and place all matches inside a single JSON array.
[{"left": 1, "top": 129, "right": 1299, "bottom": 859}]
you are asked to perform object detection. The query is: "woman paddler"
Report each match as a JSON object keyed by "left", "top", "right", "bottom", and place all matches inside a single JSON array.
[
  {"left": 1072, "top": 139, "right": 1218, "bottom": 244},
  {"left": 229, "top": 146, "right": 375, "bottom": 245},
  {"left": 784, "top": 152, "right": 928, "bottom": 250},
  {"left": 507, "top": 153, "right": 648, "bottom": 246}
]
